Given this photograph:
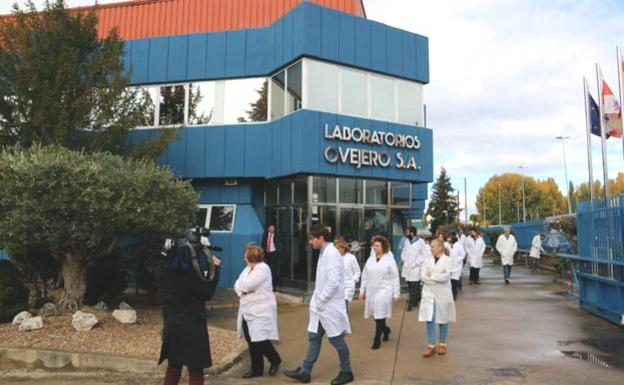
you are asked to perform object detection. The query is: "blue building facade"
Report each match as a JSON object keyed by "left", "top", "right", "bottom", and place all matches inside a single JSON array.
[{"left": 126, "top": 2, "right": 432, "bottom": 289}]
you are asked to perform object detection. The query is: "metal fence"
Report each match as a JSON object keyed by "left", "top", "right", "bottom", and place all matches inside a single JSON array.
[{"left": 481, "top": 221, "right": 549, "bottom": 250}]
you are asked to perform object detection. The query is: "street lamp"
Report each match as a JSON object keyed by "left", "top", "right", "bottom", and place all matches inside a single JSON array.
[
  {"left": 518, "top": 165, "right": 527, "bottom": 222},
  {"left": 555, "top": 136, "right": 572, "bottom": 214}
]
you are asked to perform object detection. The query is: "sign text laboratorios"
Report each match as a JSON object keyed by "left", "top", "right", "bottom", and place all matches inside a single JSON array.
[{"left": 322, "top": 124, "right": 422, "bottom": 170}]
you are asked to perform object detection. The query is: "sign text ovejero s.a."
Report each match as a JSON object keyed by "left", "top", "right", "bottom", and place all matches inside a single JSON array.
[{"left": 322, "top": 123, "right": 421, "bottom": 170}]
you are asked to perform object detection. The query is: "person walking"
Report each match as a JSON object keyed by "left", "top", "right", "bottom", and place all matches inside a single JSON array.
[
  {"left": 465, "top": 229, "right": 486, "bottom": 285},
  {"left": 261, "top": 224, "right": 280, "bottom": 289},
  {"left": 401, "top": 227, "right": 428, "bottom": 311},
  {"left": 419, "top": 239, "right": 456, "bottom": 357},
  {"left": 334, "top": 236, "right": 361, "bottom": 311},
  {"left": 234, "top": 244, "right": 281, "bottom": 379},
  {"left": 529, "top": 234, "right": 546, "bottom": 271},
  {"left": 359, "top": 235, "right": 401, "bottom": 350},
  {"left": 155, "top": 234, "right": 222, "bottom": 385},
  {"left": 284, "top": 225, "right": 354, "bottom": 385},
  {"left": 496, "top": 227, "right": 518, "bottom": 284},
  {"left": 448, "top": 232, "right": 465, "bottom": 300}
]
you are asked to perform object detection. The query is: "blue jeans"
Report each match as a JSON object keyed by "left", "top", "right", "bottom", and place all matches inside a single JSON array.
[
  {"left": 301, "top": 322, "right": 351, "bottom": 375},
  {"left": 503, "top": 264, "right": 512, "bottom": 279},
  {"left": 426, "top": 303, "right": 448, "bottom": 345}
]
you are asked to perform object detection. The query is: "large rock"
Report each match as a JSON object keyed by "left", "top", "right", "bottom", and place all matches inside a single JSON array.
[
  {"left": 118, "top": 301, "right": 133, "bottom": 310},
  {"left": 72, "top": 311, "right": 98, "bottom": 331},
  {"left": 39, "top": 302, "right": 59, "bottom": 316},
  {"left": 112, "top": 309, "right": 137, "bottom": 324},
  {"left": 93, "top": 301, "right": 108, "bottom": 310},
  {"left": 18, "top": 316, "right": 43, "bottom": 332},
  {"left": 12, "top": 311, "right": 32, "bottom": 326}
]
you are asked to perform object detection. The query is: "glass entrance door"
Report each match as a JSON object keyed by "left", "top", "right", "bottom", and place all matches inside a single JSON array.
[{"left": 339, "top": 207, "right": 364, "bottom": 263}]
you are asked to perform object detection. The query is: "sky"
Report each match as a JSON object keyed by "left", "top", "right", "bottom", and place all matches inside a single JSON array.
[{"left": 2, "top": 0, "right": 624, "bottom": 219}]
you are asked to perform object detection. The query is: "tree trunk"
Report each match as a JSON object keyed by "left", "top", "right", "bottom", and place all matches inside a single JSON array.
[{"left": 60, "top": 255, "right": 87, "bottom": 310}]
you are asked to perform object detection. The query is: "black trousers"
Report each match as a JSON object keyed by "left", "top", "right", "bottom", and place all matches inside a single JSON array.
[
  {"left": 265, "top": 251, "right": 279, "bottom": 289},
  {"left": 469, "top": 267, "right": 480, "bottom": 283},
  {"left": 242, "top": 319, "right": 281, "bottom": 374},
  {"left": 407, "top": 281, "right": 422, "bottom": 306},
  {"left": 451, "top": 279, "right": 460, "bottom": 300}
]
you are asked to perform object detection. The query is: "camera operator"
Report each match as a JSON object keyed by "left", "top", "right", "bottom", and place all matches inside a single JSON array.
[{"left": 155, "top": 227, "right": 222, "bottom": 385}]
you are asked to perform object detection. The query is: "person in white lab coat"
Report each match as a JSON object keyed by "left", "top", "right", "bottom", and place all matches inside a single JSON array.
[
  {"left": 234, "top": 244, "right": 281, "bottom": 379},
  {"left": 529, "top": 233, "right": 546, "bottom": 271},
  {"left": 359, "top": 235, "right": 400, "bottom": 350},
  {"left": 334, "top": 236, "right": 361, "bottom": 310},
  {"left": 437, "top": 233, "right": 451, "bottom": 255},
  {"left": 419, "top": 239, "right": 456, "bottom": 357},
  {"left": 401, "top": 226, "right": 428, "bottom": 311},
  {"left": 447, "top": 232, "right": 466, "bottom": 300},
  {"left": 465, "top": 229, "right": 486, "bottom": 285},
  {"left": 284, "top": 225, "right": 354, "bottom": 385},
  {"left": 496, "top": 227, "right": 518, "bottom": 284}
]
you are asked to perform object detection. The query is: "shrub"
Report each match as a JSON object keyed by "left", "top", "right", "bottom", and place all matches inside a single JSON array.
[{"left": 0, "top": 260, "right": 29, "bottom": 321}]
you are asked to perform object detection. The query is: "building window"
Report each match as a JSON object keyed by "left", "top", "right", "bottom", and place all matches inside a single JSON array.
[
  {"left": 397, "top": 79, "right": 422, "bottom": 126},
  {"left": 312, "top": 176, "right": 337, "bottom": 203},
  {"left": 159, "top": 85, "right": 186, "bottom": 126},
  {"left": 341, "top": 68, "right": 367, "bottom": 117},
  {"left": 188, "top": 82, "right": 216, "bottom": 125},
  {"left": 224, "top": 78, "right": 267, "bottom": 123},
  {"left": 369, "top": 74, "right": 395, "bottom": 122},
  {"left": 306, "top": 59, "right": 339, "bottom": 113},
  {"left": 339, "top": 178, "right": 364, "bottom": 204},
  {"left": 270, "top": 70, "right": 286, "bottom": 120},
  {"left": 197, "top": 204, "right": 236, "bottom": 232},
  {"left": 286, "top": 61, "right": 303, "bottom": 114},
  {"left": 391, "top": 181, "right": 411, "bottom": 207},
  {"left": 366, "top": 180, "right": 388, "bottom": 205}
]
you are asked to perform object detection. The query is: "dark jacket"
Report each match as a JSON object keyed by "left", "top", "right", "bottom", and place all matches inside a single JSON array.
[
  {"left": 155, "top": 263, "right": 220, "bottom": 369},
  {"left": 261, "top": 231, "right": 280, "bottom": 255}
]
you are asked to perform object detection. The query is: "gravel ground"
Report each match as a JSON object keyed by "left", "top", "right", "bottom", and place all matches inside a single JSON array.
[{"left": 0, "top": 304, "right": 245, "bottom": 363}]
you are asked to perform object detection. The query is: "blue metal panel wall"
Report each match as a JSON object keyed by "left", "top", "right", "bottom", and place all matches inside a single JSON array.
[
  {"left": 130, "top": 110, "right": 433, "bottom": 183},
  {"left": 123, "top": 2, "right": 429, "bottom": 84}
]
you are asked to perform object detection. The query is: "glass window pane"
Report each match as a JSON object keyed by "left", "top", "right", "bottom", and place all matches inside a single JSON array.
[
  {"left": 196, "top": 207, "right": 208, "bottom": 227},
  {"left": 365, "top": 179, "right": 388, "bottom": 205},
  {"left": 286, "top": 61, "right": 302, "bottom": 114},
  {"left": 266, "top": 181, "right": 278, "bottom": 206},
  {"left": 397, "top": 79, "right": 422, "bottom": 126},
  {"left": 132, "top": 86, "right": 157, "bottom": 126},
  {"left": 293, "top": 175, "right": 308, "bottom": 205},
  {"left": 341, "top": 68, "right": 367, "bottom": 117},
  {"left": 339, "top": 178, "right": 363, "bottom": 204},
  {"left": 270, "top": 70, "right": 285, "bottom": 120},
  {"left": 391, "top": 182, "right": 410, "bottom": 206},
  {"left": 307, "top": 60, "right": 338, "bottom": 113},
  {"left": 188, "top": 82, "right": 216, "bottom": 125},
  {"left": 312, "top": 176, "right": 336, "bottom": 203},
  {"left": 159, "top": 85, "right": 185, "bottom": 126},
  {"left": 370, "top": 75, "right": 395, "bottom": 121},
  {"left": 364, "top": 208, "right": 389, "bottom": 256},
  {"left": 209, "top": 205, "right": 235, "bottom": 231},
  {"left": 279, "top": 179, "right": 292, "bottom": 205},
  {"left": 224, "top": 78, "right": 267, "bottom": 123}
]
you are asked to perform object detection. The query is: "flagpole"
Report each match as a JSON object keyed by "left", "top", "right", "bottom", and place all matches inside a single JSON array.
[
  {"left": 583, "top": 76, "right": 594, "bottom": 200},
  {"left": 596, "top": 63, "right": 611, "bottom": 198},
  {"left": 618, "top": 46, "right": 624, "bottom": 162}
]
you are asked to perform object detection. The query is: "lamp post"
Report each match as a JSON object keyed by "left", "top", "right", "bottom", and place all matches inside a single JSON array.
[
  {"left": 498, "top": 182, "right": 502, "bottom": 225},
  {"left": 555, "top": 136, "right": 573, "bottom": 214},
  {"left": 518, "top": 165, "right": 527, "bottom": 222}
]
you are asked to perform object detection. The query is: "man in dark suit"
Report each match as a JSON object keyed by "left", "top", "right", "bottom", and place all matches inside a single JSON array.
[{"left": 261, "top": 224, "right": 280, "bottom": 289}]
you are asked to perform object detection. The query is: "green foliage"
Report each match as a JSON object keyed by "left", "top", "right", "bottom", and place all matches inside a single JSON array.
[
  {"left": 426, "top": 167, "right": 459, "bottom": 234},
  {"left": 551, "top": 253, "right": 570, "bottom": 273},
  {"left": 0, "top": 0, "right": 174, "bottom": 158},
  {"left": 0, "top": 145, "right": 199, "bottom": 307},
  {"left": 0, "top": 260, "right": 29, "bottom": 321}
]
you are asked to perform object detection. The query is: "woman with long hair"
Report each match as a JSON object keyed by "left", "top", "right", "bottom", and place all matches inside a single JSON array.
[{"left": 334, "top": 236, "right": 361, "bottom": 312}]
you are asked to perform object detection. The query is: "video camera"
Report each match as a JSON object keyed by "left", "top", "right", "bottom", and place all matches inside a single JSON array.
[{"left": 163, "top": 225, "right": 222, "bottom": 281}]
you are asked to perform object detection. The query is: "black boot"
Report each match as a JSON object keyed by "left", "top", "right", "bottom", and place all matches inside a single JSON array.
[
  {"left": 283, "top": 367, "right": 311, "bottom": 383},
  {"left": 383, "top": 327, "right": 391, "bottom": 341},
  {"left": 331, "top": 371, "right": 354, "bottom": 385},
  {"left": 371, "top": 337, "right": 381, "bottom": 350}
]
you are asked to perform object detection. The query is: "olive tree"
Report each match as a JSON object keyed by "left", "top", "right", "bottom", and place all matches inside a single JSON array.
[{"left": 0, "top": 145, "right": 198, "bottom": 309}]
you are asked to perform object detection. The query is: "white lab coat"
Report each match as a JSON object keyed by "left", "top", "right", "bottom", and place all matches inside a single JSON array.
[
  {"left": 465, "top": 236, "right": 486, "bottom": 269},
  {"left": 449, "top": 242, "right": 466, "bottom": 280},
  {"left": 444, "top": 241, "right": 452, "bottom": 255},
  {"left": 458, "top": 234, "right": 467, "bottom": 248},
  {"left": 361, "top": 252, "right": 401, "bottom": 319},
  {"left": 401, "top": 237, "right": 429, "bottom": 282},
  {"left": 308, "top": 243, "right": 351, "bottom": 337},
  {"left": 343, "top": 253, "right": 361, "bottom": 302},
  {"left": 419, "top": 254, "right": 456, "bottom": 324},
  {"left": 529, "top": 235, "right": 545, "bottom": 259},
  {"left": 234, "top": 262, "right": 279, "bottom": 342},
  {"left": 496, "top": 234, "right": 518, "bottom": 266}
]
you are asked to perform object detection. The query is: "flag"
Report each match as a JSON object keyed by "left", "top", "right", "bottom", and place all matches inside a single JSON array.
[
  {"left": 601, "top": 80, "right": 623, "bottom": 138},
  {"left": 588, "top": 93, "right": 609, "bottom": 138}
]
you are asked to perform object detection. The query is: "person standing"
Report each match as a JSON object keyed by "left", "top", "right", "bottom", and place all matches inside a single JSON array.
[
  {"left": 359, "top": 235, "right": 401, "bottom": 350},
  {"left": 334, "top": 236, "right": 361, "bottom": 311},
  {"left": 448, "top": 232, "right": 465, "bottom": 300},
  {"left": 284, "top": 225, "right": 354, "bottom": 385},
  {"left": 465, "top": 229, "right": 486, "bottom": 285},
  {"left": 234, "top": 244, "right": 281, "bottom": 379},
  {"left": 529, "top": 234, "right": 546, "bottom": 271},
  {"left": 262, "top": 225, "right": 280, "bottom": 289},
  {"left": 155, "top": 235, "right": 222, "bottom": 385},
  {"left": 496, "top": 227, "right": 518, "bottom": 284},
  {"left": 419, "top": 239, "right": 456, "bottom": 357},
  {"left": 401, "top": 227, "right": 428, "bottom": 311}
]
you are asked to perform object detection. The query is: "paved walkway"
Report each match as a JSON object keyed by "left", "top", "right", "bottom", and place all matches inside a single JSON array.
[{"left": 2, "top": 259, "right": 623, "bottom": 385}]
